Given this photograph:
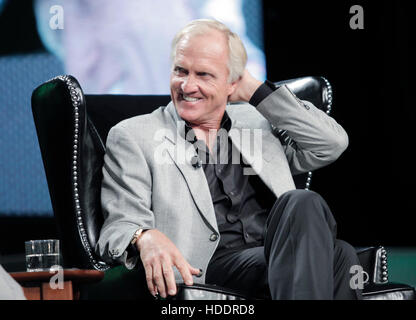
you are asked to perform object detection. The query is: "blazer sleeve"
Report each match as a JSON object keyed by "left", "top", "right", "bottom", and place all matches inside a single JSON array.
[
  {"left": 95, "top": 124, "right": 154, "bottom": 269},
  {"left": 256, "top": 85, "right": 349, "bottom": 174}
]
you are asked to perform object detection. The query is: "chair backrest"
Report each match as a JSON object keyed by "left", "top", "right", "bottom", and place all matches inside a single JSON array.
[{"left": 31, "top": 75, "right": 333, "bottom": 270}]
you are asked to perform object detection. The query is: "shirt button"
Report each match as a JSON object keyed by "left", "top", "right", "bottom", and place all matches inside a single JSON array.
[
  {"left": 245, "top": 232, "right": 249, "bottom": 239},
  {"left": 209, "top": 234, "right": 218, "bottom": 241},
  {"left": 230, "top": 191, "right": 235, "bottom": 196},
  {"left": 226, "top": 214, "right": 237, "bottom": 223}
]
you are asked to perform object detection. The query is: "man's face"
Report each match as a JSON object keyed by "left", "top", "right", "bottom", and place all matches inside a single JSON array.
[{"left": 170, "top": 31, "right": 237, "bottom": 127}]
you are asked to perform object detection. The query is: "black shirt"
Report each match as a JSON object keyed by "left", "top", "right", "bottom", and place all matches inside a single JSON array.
[{"left": 184, "top": 82, "right": 277, "bottom": 261}]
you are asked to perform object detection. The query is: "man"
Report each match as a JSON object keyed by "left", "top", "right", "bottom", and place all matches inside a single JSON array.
[{"left": 96, "top": 19, "right": 361, "bottom": 300}]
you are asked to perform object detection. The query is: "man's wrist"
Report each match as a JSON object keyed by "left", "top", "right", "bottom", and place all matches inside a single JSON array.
[
  {"left": 131, "top": 228, "right": 145, "bottom": 246},
  {"left": 249, "top": 81, "right": 275, "bottom": 107},
  {"left": 245, "top": 79, "right": 263, "bottom": 102},
  {"left": 135, "top": 228, "right": 151, "bottom": 251}
]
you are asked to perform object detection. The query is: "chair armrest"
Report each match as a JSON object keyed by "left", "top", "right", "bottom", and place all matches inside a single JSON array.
[
  {"left": 356, "top": 246, "right": 388, "bottom": 285},
  {"left": 169, "top": 283, "right": 249, "bottom": 300},
  {"left": 362, "top": 283, "right": 415, "bottom": 300}
]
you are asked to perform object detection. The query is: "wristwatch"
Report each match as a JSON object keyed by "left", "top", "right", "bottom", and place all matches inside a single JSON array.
[{"left": 130, "top": 228, "right": 144, "bottom": 245}]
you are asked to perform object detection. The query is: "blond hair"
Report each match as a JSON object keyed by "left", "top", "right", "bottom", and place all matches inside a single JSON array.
[{"left": 171, "top": 19, "right": 247, "bottom": 82}]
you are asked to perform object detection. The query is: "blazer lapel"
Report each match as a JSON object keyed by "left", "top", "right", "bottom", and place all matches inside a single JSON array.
[
  {"left": 164, "top": 103, "right": 218, "bottom": 233},
  {"left": 229, "top": 119, "right": 291, "bottom": 198}
]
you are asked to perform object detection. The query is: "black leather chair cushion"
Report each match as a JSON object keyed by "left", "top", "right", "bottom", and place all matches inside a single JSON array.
[{"left": 86, "top": 94, "right": 171, "bottom": 145}]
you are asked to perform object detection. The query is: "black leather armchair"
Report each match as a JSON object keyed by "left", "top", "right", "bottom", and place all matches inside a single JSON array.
[{"left": 31, "top": 75, "right": 415, "bottom": 300}]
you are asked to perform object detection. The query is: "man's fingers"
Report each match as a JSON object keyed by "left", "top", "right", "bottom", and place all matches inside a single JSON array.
[
  {"left": 175, "top": 261, "right": 196, "bottom": 286},
  {"left": 139, "top": 230, "right": 201, "bottom": 297},
  {"left": 153, "top": 264, "right": 167, "bottom": 298},
  {"left": 161, "top": 260, "right": 177, "bottom": 296},
  {"left": 144, "top": 264, "right": 156, "bottom": 296},
  {"left": 190, "top": 266, "right": 203, "bottom": 276}
]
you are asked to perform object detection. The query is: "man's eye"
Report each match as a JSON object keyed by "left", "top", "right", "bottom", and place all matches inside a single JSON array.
[
  {"left": 197, "top": 72, "right": 210, "bottom": 77},
  {"left": 175, "top": 67, "right": 187, "bottom": 75}
]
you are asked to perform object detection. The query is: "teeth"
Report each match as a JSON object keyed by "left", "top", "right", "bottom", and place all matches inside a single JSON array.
[{"left": 183, "top": 94, "right": 200, "bottom": 102}]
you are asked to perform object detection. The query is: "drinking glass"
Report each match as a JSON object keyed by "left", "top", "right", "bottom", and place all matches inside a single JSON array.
[{"left": 25, "top": 239, "right": 61, "bottom": 272}]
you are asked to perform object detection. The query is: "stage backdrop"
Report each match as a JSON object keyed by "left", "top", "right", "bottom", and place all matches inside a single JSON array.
[{"left": 0, "top": 0, "right": 266, "bottom": 218}]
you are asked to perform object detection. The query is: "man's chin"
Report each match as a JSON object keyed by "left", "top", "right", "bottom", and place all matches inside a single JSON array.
[
  {"left": 178, "top": 112, "right": 199, "bottom": 124},
  {"left": 175, "top": 103, "right": 201, "bottom": 122}
]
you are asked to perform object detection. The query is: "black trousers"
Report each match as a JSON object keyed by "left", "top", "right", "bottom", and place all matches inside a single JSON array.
[{"left": 206, "top": 190, "right": 363, "bottom": 300}]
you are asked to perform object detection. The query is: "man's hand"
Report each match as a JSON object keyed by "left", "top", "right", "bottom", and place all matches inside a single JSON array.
[
  {"left": 136, "top": 229, "right": 201, "bottom": 298},
  {"left": 228, "top": 69, "right": 263, "bottom": 103}
]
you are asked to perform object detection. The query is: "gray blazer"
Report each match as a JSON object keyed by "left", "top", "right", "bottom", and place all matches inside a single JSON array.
[{"left": 95, "top": 85, "right": 348, "bottom": 283}]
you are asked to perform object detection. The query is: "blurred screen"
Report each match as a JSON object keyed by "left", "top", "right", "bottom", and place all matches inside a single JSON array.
[{"left": 0, "top": 0, "right": 266, "bottom": 217}]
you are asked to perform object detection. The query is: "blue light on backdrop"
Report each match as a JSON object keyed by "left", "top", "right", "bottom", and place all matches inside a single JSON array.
[{"left": 0, "top": 53, "right": 63, "bottom": 216}]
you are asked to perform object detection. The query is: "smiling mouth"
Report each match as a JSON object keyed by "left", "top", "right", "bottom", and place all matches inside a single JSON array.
[{"left": 180, "top": 93, "right": 202, "bottom": 103}]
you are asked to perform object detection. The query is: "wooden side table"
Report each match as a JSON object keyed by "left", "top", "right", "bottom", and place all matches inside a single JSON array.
[{"left": 10, "top": 269, "right": 104, "bottom": 300}]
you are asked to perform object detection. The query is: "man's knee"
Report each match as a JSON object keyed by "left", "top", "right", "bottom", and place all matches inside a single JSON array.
[
  {"left": 270, "top": 189, "right": 337, "bottom": 238},
  {"left": 266, "top": 189, "right": 337, "bottom": 247},
  {"left": 278, "top": 190, "right": 326, "bottom": 222},
  {"left": 280, "top": 189, "right": 323, "bottom": 205}
]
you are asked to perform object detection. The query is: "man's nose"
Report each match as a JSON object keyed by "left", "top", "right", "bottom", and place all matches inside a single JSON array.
[{"left": 181, "top": 74, "right": 198, "bottom": 93}]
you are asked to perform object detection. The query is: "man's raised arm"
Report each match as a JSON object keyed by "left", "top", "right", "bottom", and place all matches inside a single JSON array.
[{"left": 229, "top": 70, "right": 348, "bottom": 174}]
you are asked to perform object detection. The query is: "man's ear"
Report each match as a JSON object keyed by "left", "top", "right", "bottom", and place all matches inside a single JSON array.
[{"left": 227, "top": 76, "right": 241, "bottom": 96}]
